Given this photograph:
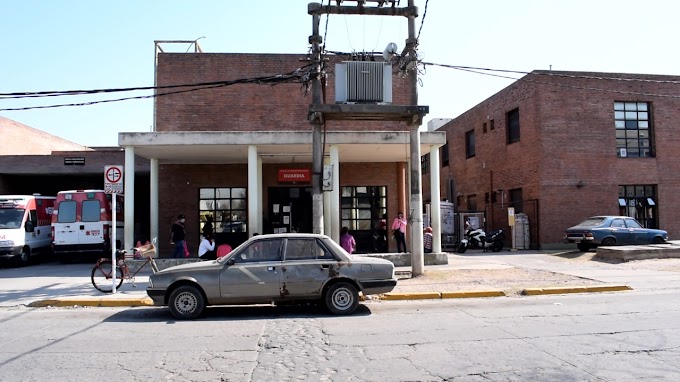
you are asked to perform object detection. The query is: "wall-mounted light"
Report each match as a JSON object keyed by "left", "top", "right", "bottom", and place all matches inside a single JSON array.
[{"left": 576, "top": 180, "right": 585, "bottom": 188}]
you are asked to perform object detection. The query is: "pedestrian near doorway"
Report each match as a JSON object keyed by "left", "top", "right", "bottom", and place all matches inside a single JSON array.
[
  {"left": 340, "top": 226, "right": 356, "bottom": 254},
  {"left": 198, "top": 233, "right": 216, "bottom": 260},
  {"left": 202, "top": 215, "right": 214, "bottom": 237},
  {"left": 170, "top": 214, "right": 186, "bottom": 258},
  {"left": 392, "top": 212, "right": 407, "bottom": 253},
  {"left": 424, "top": 226, "right": 433, "bottom": 253}
]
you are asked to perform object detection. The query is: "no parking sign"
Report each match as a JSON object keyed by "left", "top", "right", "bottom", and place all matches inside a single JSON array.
[{"left": 104, "top": 165, "right": 124, "bottom": 194}]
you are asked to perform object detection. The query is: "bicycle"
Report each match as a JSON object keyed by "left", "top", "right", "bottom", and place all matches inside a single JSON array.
[{"left": 91, "top": 242, "right": 160, "bottom": 293}]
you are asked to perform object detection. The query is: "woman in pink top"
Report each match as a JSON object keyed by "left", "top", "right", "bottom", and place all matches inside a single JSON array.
[
  {"left": 392, "top": 212, "right": 407, "bottom": 253},
  {"left": 340, "top": 226, "right": 356, "bottom": 254}
]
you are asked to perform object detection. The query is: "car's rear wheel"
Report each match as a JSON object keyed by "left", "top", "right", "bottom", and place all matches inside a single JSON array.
[
  {"left": 324, "top": 282, "right": 359, "bottom": 315},
  {"left": 602, "top": 238, "right": 616, "bottom": 247},
  {"left": 168, "top": 285, "right": 205, "bottom": 320},
  {"left": 577, "top": 242, "right": 591, "bottom": 252}
]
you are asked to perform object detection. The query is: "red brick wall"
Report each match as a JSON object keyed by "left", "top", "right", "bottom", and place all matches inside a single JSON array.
[
  {"left": 435, "top": 71, "right": 680, "bottom": 247},
  {"left": 155, "top": 53, "right": 413, "bottom": 133}
]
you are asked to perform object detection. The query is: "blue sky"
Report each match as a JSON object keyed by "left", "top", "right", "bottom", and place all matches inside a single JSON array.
[{"left": 2, "top": 0, "right": 679, "bottom": 147}]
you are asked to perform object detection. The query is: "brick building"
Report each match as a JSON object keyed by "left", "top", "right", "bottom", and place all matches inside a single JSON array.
[
  {"left": 424, "top": 70, "right": 680, "bottom": 249},
  {"left": 120, "top": 52, "right": 445, "bottom": 256}
]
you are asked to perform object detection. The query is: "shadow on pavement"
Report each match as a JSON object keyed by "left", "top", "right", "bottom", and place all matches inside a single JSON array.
[{"left": 104, "top": 304, "right": 372, "bottom": 323}]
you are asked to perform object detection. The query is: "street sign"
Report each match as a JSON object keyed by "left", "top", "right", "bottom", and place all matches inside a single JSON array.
[{"left": 104, "top": 165, "right": 124, "bottom": 194}]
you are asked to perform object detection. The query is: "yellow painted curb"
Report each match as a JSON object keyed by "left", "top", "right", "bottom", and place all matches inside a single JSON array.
[
  {"left": 441, "top": 290, "right": 505, "bottom": 298},
  {"left": 379, "top": 292, "right": 441, "bottom": 300},
  {"left": 522, "top": 285, "right": 633, "bottom": 296},
  {"left": 28, "top": 297, "right": 154, "bottom": 308}
]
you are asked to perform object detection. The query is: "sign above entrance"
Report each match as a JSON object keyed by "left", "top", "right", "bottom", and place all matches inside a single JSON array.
[{"left": 278, "top": 168, "right": 311, "bottom": 183}]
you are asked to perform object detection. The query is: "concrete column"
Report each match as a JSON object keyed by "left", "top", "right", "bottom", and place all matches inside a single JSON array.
[
  {"left": 124, "top": 146, "right": 135, "bottom": 252},
  {"left": 430, "top": 145, "right": 442, "bottom": 253},
  {"left": 257, "top": 156, "right": 263, "bottom": 234},
  {"left": 248, "top": 145, "right": 258, "bottom": 237},
  {"left": 330, "top": 145, "right": 340, "bottom": 243},
  {"left": 150, "top": 158, "right": 159, "bottom": 256}
]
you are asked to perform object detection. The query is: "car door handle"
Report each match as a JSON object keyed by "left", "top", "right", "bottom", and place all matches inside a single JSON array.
[
  {"left": 80, "top": 225, "right": 85, "bottom": 230},
  {"left": 320, "top": 264, "right": 330, "bottom": 269},
  {"left": 268, "top": 266, "right": 276, "bottom": 271}
]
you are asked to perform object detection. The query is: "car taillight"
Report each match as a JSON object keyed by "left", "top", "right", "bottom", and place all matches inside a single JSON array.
[
  {"left": 103, "top": 224, "right": 109, "bottom": 240},
  {"left": 585, "top": 233, "right": 594, "bottom": 238},
  {"left": 51, "top": 226, "right": 54, "bottom": 241}
]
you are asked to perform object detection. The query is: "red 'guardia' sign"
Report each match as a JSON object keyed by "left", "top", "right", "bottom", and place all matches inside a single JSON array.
[{"left": 278, "top": 169, "right": 311, "bottom": 182}]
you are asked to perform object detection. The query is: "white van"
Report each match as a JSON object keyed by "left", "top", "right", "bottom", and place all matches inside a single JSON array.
[
  {"left": 51, "top": 190, "right": 123, "bottom": 261},
  {"left": 0, "top": 194, "right": 56, "bottom": 266}
]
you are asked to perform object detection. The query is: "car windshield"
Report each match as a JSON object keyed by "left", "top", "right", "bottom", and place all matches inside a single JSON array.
[
  {"left": 0, "top": 208, "right": 25, "bottom": 229},
  {"left": 577, "top": 218, "right": 606, "bottom": 227}
]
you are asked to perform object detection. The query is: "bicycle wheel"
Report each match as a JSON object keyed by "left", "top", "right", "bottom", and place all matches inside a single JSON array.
[{"left": 91, "top": 260, "right": 124, "bottom": 293}]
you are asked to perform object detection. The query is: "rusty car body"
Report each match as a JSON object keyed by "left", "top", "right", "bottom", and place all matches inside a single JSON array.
[{"left": 147, "top": 233, "right": 397, "bottom": 319}]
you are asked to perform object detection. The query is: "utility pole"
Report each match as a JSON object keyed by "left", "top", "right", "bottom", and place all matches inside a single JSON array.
[
  {"left": 309, "top": 8, "right": 325, "bottom": 235},
  {"left": 406, "top": 0, "right": 424, "bottom": 276},
  {"left": 308, "top": 1, "right": 427, "bottom": 275}
]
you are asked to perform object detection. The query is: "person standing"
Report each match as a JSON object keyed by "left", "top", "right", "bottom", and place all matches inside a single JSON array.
[
  {"left": 170, "top": 214, "right": 186, "bottom": 258},
  {"left": 392, "top": 212, "right": 407, "bottom": 253},
  {"left": 202, "top": 215, "right": 214, "bottom": 238},
  {"left": 198, "top": 233, "right": 216, "bottom": 260},
  {"left": 340, "top": 226, "right": 356, "bottom": 254},
  {"left": 423, "top": 226, "right": 433, "bottom": 253}
]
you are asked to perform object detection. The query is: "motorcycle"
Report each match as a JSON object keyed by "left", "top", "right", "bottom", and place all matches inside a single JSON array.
[{"left": 457, "top": 222, "right": 505, "bottom": 253}]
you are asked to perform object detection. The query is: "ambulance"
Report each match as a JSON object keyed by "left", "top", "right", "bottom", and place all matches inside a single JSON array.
[
  {"left": 0, "top": 194, "right": 56, "bottom": 266},
  {"left": 51, "top": 190, "right": 124, "bottom": 261}
]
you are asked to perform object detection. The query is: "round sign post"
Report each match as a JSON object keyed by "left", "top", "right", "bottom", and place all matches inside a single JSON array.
[{"left": 104, "top": 165, "right": 124, "bottom": 293}]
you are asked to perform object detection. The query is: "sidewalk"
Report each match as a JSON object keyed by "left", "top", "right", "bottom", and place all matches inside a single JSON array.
[{"left": 6, "top": 249, "right": 680, "bottom": 308}]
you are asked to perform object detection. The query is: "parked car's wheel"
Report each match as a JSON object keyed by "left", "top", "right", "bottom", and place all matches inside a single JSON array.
[
  {"left": 577, "top": 242, "right": 591, "bottom": 252},
  {"left": 18, "top": 247, "right": 30, "bottom": 267},
  {"left": 652, "top": 236, "right": 665, "bottom": 244},
  {"left": 491, "top": 239, "right": 503, "bottom": 252},
  {"left": 457, "top": 243, "right": 467, "bottom": 253},
  {"left": 324, "top": 282, "right": 359, "bottom": 315},
  {"left": 168, "top": 285, "right": 205, "bottom": 320},
  {"left": 601, "top": 237, "right": 616, "bottom": 247}
]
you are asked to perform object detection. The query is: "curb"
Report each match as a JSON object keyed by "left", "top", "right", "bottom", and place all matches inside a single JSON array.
[
  {"left": 28, "top": 296, "right": 153, "bottom": 308},
  {"left": 521, "top": 285, "right": 633, "bottom": 296},
  {"left": 379, "top": 290, "right": 506, "bottom": 300},
  {"left": 26, "top": 285, "right": 632, "bottom": 308}
]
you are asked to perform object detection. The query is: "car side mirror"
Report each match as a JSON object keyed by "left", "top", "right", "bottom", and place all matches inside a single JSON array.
[
  {"left": 24, "top": 221, "right": 34, "bottom": 233},
  {"left": 226, "top": 258, "right": 235, "bottom": 266}
]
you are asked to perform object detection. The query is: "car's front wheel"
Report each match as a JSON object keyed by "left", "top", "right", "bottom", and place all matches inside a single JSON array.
[
  {"left": 652, "top": 236, "right": 665, "bottom": 244},
  {"left": 325, "top": 282, "right": 359, "bottom": 315},
  {"left": 577, "top": 242, "right": 591, "bottom": 252},
  {"left": 168, "top": 285, "right": 205, "bottom": 320}
]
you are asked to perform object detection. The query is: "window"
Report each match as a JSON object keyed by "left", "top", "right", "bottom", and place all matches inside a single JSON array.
[
  {"left": 509, "top": 188, "right": 523, "bottom": 213},
  {"left": 441, "top": 141, "right": 449, "bottom": 167},
  {"left": 199, "top": 187, "right": 247, "bottom": 234},
  {"left": 82, "top": 200, "right": 101, "bottom": 222},
  {"left": 465, "top": 130, "right": 475, "bottom": 158},
  {"left": 421, "top": 153, "right": 430, "bottom": 174},
  {"left": 619, "top": 185, "right": 658, "bottom": 228},
  {"left": 483, "top": 122, "right": 488, "bottom": 133},
  {"left": 490, "top": 119, "right": 495, "bottom": 130},
  {"left": 341, "top": 186, "right": 386, "bottom": 232},
  {"left": 285, "top": 239, "right": 334, "bottom": 261},
  {"left": 57, "top": 201, "right": 76, "bottom": 223},
  {"left": 615, "top": 101, "right": 652, "bottom": 157},
  {"left": 610, "top": 219, "right": 626, "bottom": 228},
  {"left": 237, "top": 238, "right": 283, "bottom": 262},
  {"left": 507, "top": 108, "right": 520, "bottom": 144},
  {"left": 467, "top": 195, "right": 477, "bottom": 211}
]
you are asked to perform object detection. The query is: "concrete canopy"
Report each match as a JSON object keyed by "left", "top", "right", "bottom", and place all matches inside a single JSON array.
[{"left": 119, "top": 130, "right": 446, "bottom": 164}]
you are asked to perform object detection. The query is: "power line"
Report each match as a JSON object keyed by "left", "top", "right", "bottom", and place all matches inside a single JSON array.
[{"left": 417, "top": 0, "right": 429, "bottom": 41}]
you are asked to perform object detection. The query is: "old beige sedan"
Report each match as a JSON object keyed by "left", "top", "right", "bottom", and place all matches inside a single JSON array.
[{"left": 147, "top": 233, "right": 397, "bottom": 319}]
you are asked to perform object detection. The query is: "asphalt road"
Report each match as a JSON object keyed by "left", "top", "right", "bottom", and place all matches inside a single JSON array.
[{"left": 0, "top": 290, "right": 679, "bottom": 381}]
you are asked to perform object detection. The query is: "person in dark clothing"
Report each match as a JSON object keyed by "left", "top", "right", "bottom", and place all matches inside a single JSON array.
[
  {"left": 202, "top": 215, "right": 214, "bottom": 237},
  {"left": 170, "top": 214, "right": 186, "bottom": 258}
]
